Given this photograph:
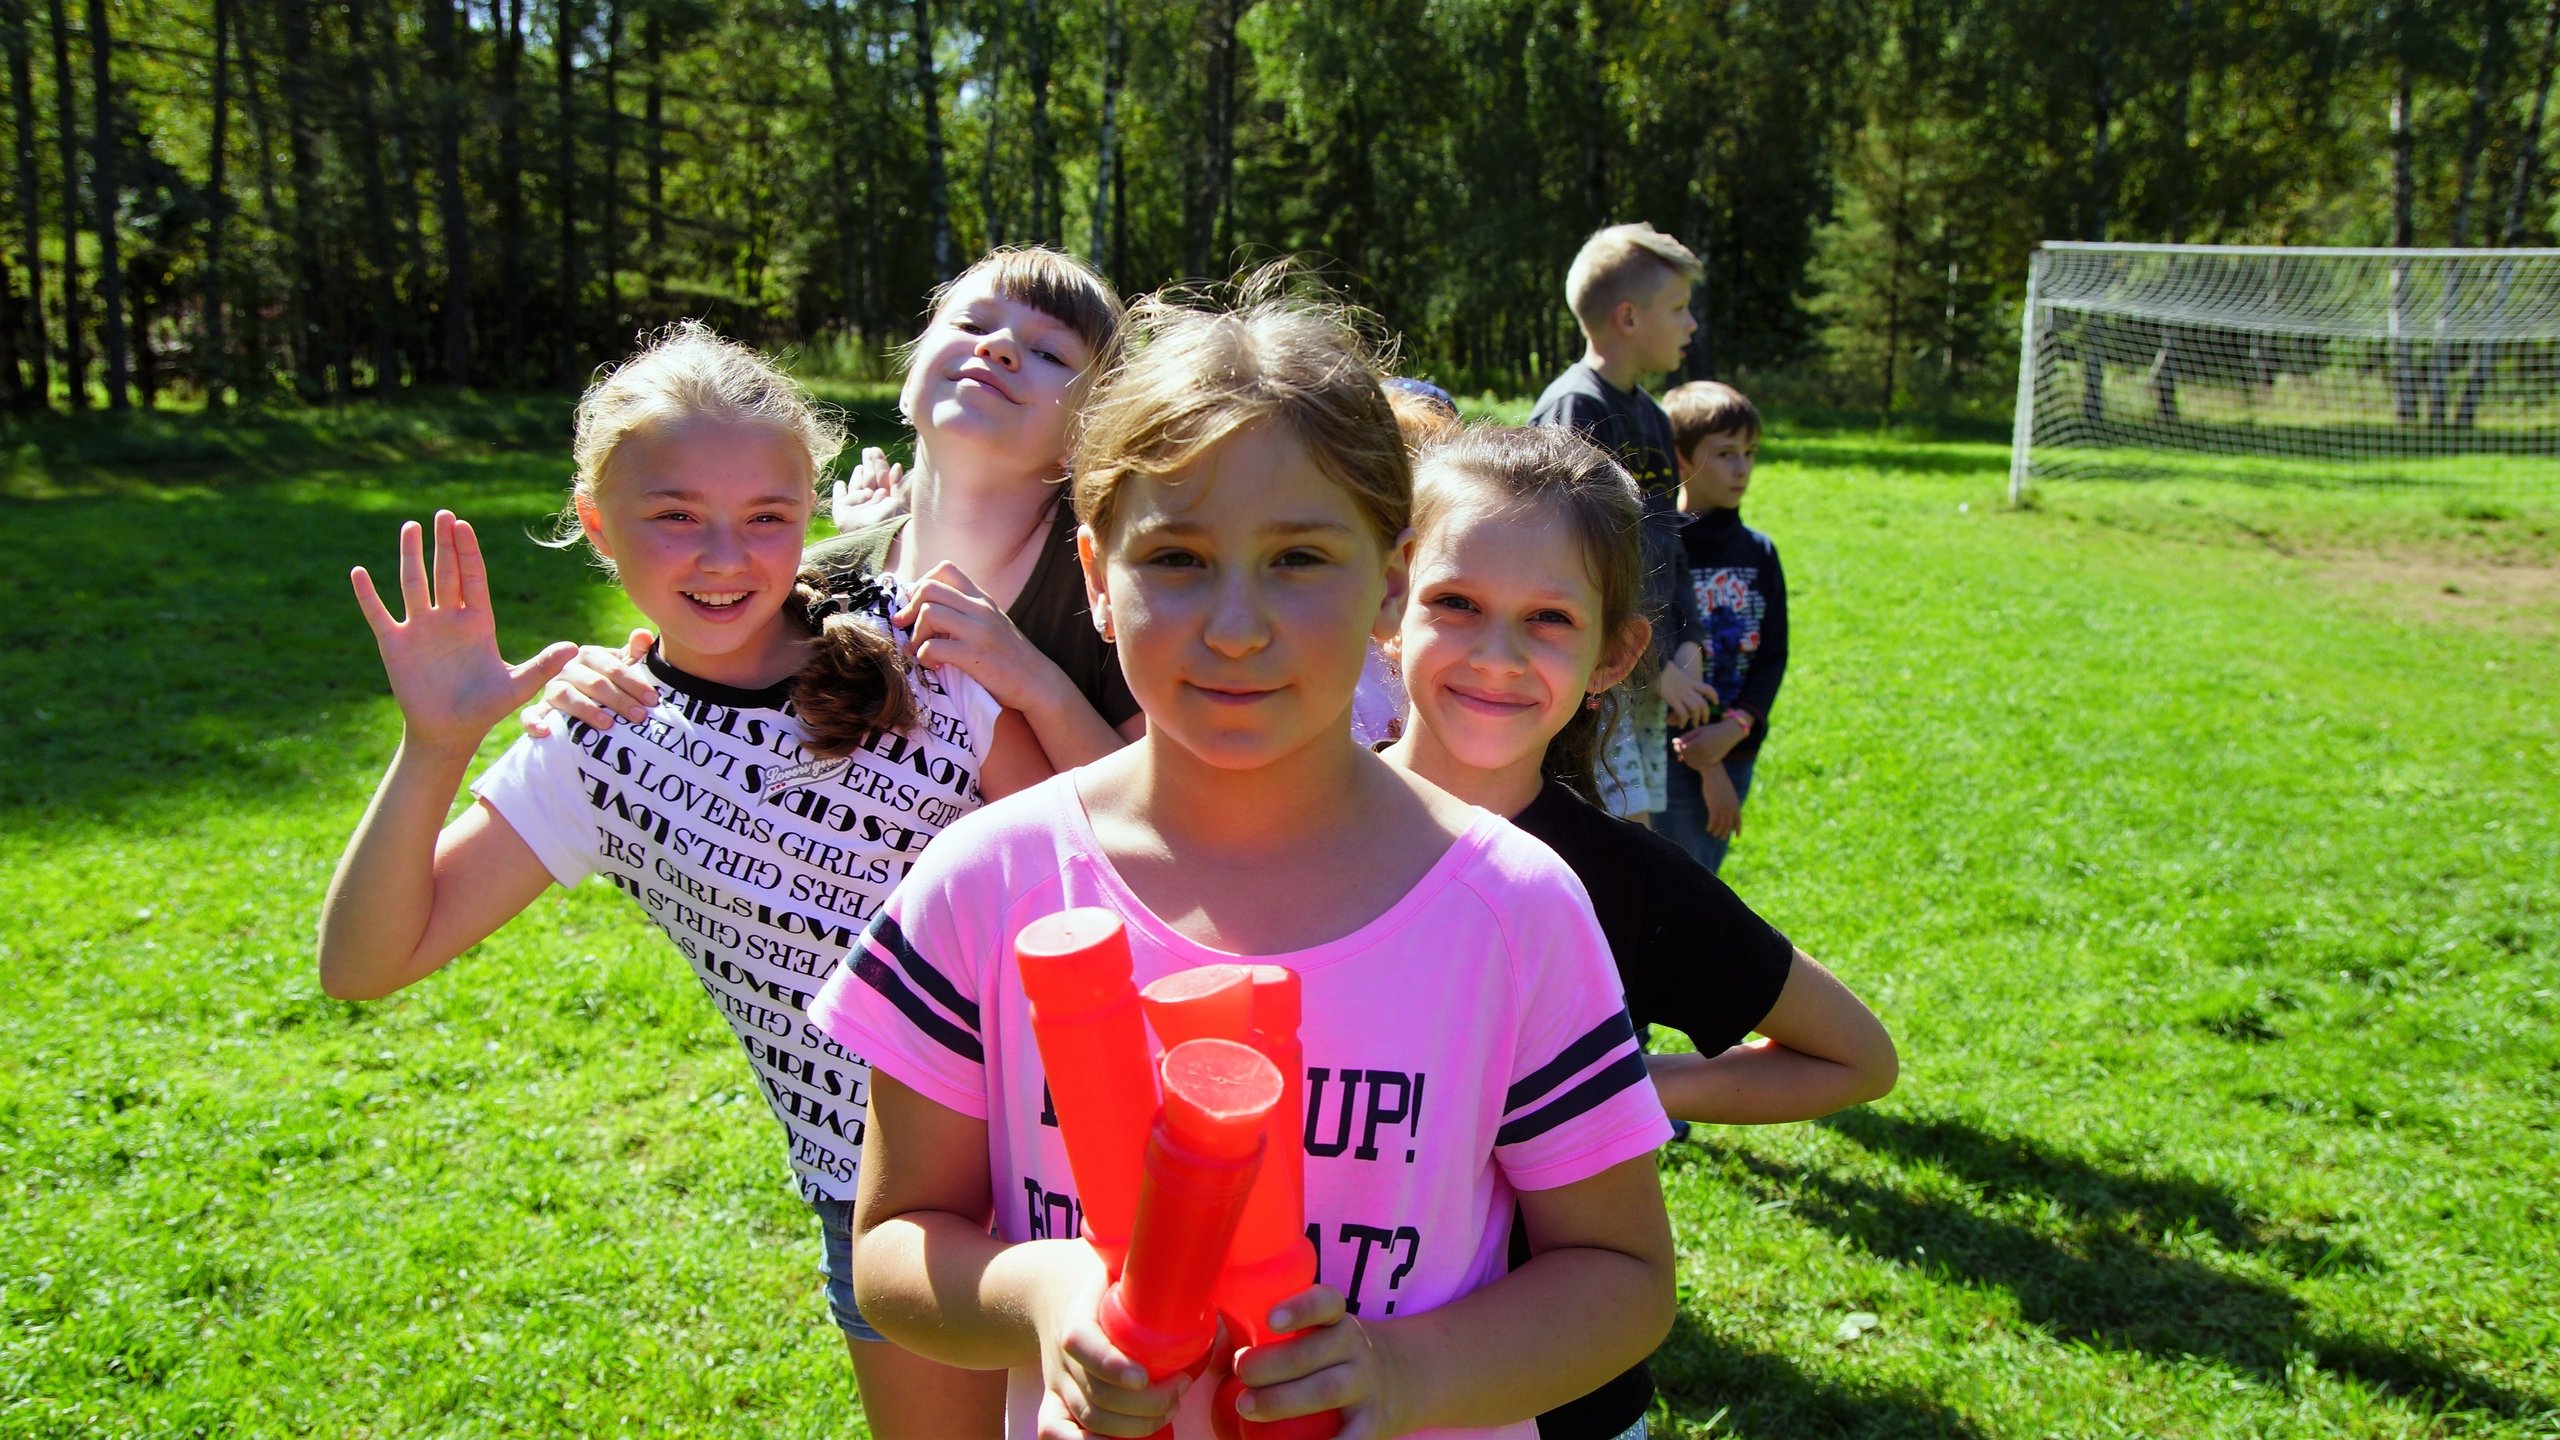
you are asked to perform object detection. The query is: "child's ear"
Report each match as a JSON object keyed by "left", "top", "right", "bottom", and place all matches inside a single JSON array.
[
  {"left": 1076, "top": 523, "right": 1113, "bottom": 641},
  {"left": 1612, "top": 298, "right": 1641, "bottom": 337},
  {"left": 575, "top": 491, "right": 613, "bottom": 560},
  {"left": 1372, "top": 526, "right": 1417, "bottom": 644},
  {"left": 1590, "top": 615, "right": 1653, "bottom": 694}
]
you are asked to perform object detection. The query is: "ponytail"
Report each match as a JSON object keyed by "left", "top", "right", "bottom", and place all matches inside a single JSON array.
[{"left": 787, "top": 569, "right": 920, "bottom": 758}]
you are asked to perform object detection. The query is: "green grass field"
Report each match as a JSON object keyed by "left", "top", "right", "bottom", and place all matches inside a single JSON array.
[{"left": 3, "top": 401, "right": 2554, "bottom": 1438}]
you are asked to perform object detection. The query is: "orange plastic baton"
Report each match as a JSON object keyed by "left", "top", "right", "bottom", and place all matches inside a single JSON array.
[
  {"left": 1016, "top": 908, "right": 1156, "bottom": 1271},
  {"left": 1213, "top": 965, "right": 1340, "bottom": 1440},
  {"left": 1098, "top": 1039, "right": 1281, "bottom": 1437}
]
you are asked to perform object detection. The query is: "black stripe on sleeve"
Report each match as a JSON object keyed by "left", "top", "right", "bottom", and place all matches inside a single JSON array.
[
  {"left": 852, "top": 951, "right": 986, "bottom": 1064},
  {"left": 1503, "top": 1010, "right": 1637, "bottom": 1115},
  {"left": 1495, "top": 1049, "right": 1649, "bottom": 1147},
  {"left": 866, "top": 912, "right": 983, "bottom": 1033}
]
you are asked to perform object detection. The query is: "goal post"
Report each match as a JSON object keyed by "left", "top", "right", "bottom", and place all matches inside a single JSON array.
[{"left": 2008, "top": 242, "right": 2560, "bottom": 503}]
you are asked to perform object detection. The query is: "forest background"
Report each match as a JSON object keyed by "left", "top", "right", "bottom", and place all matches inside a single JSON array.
[{"left": 2, "top": 0, "right": 2558, "bottom": 417}]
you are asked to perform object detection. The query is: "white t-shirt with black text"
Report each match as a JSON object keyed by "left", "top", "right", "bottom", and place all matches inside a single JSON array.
[{"left": 474, "top": 632, "right": 1002, "bottom": 1202}]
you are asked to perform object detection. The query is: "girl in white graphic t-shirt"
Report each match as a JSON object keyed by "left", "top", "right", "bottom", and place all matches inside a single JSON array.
[{"left": 316, "top": 321, "right": 1038, "bottom": 1436}]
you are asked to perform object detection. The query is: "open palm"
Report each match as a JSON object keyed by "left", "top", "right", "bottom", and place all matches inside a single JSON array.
[{"left": 351, "top": 510, "right": 576, "bottom": 754}]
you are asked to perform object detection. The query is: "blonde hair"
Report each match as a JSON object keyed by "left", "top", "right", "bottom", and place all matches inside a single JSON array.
[
  {"left": 549, "top": 322, "right": 922, "bottom": 758},
  {"left": 1565, "top": 223, "right": 1704, "bottom": 336},
  {"left": 1072, "top": 269, "right": 1409, "bottom": 545},
  {"left": 1664, "top": 379, "right": 1761, "bottom": 456},
  {"left": 556, "top": 319, "right": 846, "bottom": 571},
  {"left": 1411, "top": 426, "right": 1653, "bottom": 806}
]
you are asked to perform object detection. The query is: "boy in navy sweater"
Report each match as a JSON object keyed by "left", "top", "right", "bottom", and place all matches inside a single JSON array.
[
  {"left": 1659, "top": 381, "right": 1786, "bottom": 873},
  {"left": 1529, "top": 223, "right": 1713, "bottom": 826}
]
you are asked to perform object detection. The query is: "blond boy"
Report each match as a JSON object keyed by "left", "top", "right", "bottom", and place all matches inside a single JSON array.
[{"left": 1529, "top": 222, "right": 1711, "bottom": 825}]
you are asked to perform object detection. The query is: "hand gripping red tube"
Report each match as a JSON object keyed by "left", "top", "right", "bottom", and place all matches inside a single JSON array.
[
  {"left": 1016, "top": 909, "right": 1157, "bottom": 1272},
  {"left": 1099, "top": 1038, "right": 1282, "bottom": 1435},
  {"left": 1212, "top": 965, "right": 1340, "bottom": 1440}
]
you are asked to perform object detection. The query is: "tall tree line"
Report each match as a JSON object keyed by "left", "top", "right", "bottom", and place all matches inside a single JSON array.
[{"left": 0, "top": 0, "right": 2552, "bottom": 410}]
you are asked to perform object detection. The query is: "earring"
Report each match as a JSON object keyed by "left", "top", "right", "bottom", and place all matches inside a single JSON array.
[
  {"left": 1092, "top": 610, "right": 1114, "bottom": 642},
  {"left": 1584, "top": 694, "right": 1601, "bottom": 712}
]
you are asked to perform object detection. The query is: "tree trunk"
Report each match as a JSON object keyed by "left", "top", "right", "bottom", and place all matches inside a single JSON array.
[
  {"left": 555, "top": 0, "right": 581, "bottom": 386},
  {"left": 6, "top": 0, "right": 48, "bottom": 407},
  {"left": 426, "top": 0, "right": 468, "bottom": 384},
  {"left": 819, "top": 0, "right": 858, "bottom": 329},
  {"left": 1088, "top": 0, "right": 1121, "bottom": 280},
  {"left": 977, "top": 0, "right": 1004, "bottom": 248},
  {"left": 497, "top": 0, "right": 526, "bottom": 386},
  {"left": 2389, "top": 40, "right": 2421, "bottom": 424},
  {"left": 82, "top": 0, "right": 123, "bottom": 408},
  {"left": 642, "top": 2, "right": 663, "bottom": 299},
  {"left": 277, "top": 0, "right": 330, "bottom": 397},
  {"left": 46, "top": 0, "right": 78, "bottom": 407},
  {"left": 600, "top": 0, "right": 622, "bottom": 335},
  {"left": 345, "top": 0, "right": 405, "bottom": 390},
  {"left": 2156, "top": 0, "right": 2195, "bottom": 420},
  {"left": 2079, "top": 14, "right": 2112, "bottom": 427},
  {"left": 1026, "top": 0, "right": 1054, "bottom": 244},
  {"left": 235, "top": 2, "right": 281, "bottom": 390},
  {"left": 1188, "top": 0, "right": 1241, "bottom": 278},
  {"left": 2463, "top": 0, "right": 2560, "bottom": 425},
  {"left": 2434, "top": 0, "right": 2506, "bottom": 423},
  {"left": 913, "top": 0, "right": 948, "bottom": 279},
  {"left": 202, "top": 0, "right": 229, "bottom": 406}
]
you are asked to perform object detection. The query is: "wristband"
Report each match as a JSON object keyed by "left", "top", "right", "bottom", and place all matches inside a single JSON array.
[{"left": 1728, "top": 709, "right": 1755, "bottom": 736}]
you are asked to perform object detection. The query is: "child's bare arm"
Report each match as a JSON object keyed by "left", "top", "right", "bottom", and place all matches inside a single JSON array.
[
  {"left": 319, "top": 513, "right": 574, "bottom": 998},
  {"left": 1233, "top": 1154, "right": 1675, "bottom": 1435},
  {"left": 980, "top": 708, "right": 1056, "bottom": 800},
  {"left": 1648, "top": 951, "right": 1897, "bottom": 1124},
  {"left": 854, "top": 1073, "right": 1192, "bottom": 1436}
]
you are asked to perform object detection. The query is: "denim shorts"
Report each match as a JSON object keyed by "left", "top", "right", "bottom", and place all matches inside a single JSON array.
[{"left": 813, "top": 1196, "right": 888, "bottom": 1344}]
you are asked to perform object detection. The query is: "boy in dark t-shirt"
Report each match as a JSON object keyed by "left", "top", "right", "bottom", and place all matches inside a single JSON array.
[
  {"left": 1659, "top": 381, "right": 1785, "bottom": 873},
  {"left": 1530, "top": 222, "right": 1712, "bottom": 828}
]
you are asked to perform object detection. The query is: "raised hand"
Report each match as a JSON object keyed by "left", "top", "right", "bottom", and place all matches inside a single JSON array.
[
  {"left": 832, "top": 446, "right": 911, "bottom": 530},
  {"left": 350, "top": 510, "right": 578, "bottom": 756}
]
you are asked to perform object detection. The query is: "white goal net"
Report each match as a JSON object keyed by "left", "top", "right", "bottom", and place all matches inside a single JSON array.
[{"left": 2008, "top": 242, "right": 2560, "bottom": 500}]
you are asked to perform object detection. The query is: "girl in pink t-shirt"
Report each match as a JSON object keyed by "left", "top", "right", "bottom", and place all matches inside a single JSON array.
[{"left": 809, "top": 277, "right": 1677, "bottom": 1440}]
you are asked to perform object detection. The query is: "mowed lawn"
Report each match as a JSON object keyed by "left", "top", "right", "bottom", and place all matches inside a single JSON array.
[{"left": 2, "top": 403, "right": 2554, "bottom": 1439}]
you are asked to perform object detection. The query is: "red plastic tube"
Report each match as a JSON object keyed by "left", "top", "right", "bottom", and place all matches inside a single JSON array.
[
  {"left": 1141, "top": 964, "right": 1256, "bottom": 1051},
  {"left": 1099, "top": 1038, "right": 1280, "bottom": 1426},
  {"left": 1212, "top": 966, "right": 1340, "bottom": 1440},
  {"left": 1017, "top": 908, "right": 1156, "bottom": 1271}
]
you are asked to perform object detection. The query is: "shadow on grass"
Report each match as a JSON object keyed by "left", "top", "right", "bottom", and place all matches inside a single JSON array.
[
  {"left": 1726, "top": 1112, "right": 2556, "bottom": 1424},
  {"left": 0, "top": 454, "right": 628, "bottom": 825},
  {"left": 1649, "top": 1306, "right": 1991, "bottom": 1438}
]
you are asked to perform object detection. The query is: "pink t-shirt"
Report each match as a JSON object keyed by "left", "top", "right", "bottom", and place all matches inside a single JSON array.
[{"left": 809, "top": 772, "right": 1671, "bottom": 1440}]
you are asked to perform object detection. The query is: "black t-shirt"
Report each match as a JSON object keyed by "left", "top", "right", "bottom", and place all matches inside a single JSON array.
[
  {"left": 1677, "top": 508, "right": 1787, "bottom": 761},
  {"left": 802, "top": 491, "right": 1142, "bottom": 729},
  {"left": 1529, "top": 364, "right": 1701, "bottom": 654},
  {"left": 1506, "top": 778, "right": 1796, "bottom": 1439}
]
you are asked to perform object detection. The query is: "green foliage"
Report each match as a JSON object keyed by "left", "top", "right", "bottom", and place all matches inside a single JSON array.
[
  {"left": 2, "top": 402, "right": 2554, "bottom": 1435},
  {"left": 13, "top": 0, "right": 2560, "bottom": 413}
]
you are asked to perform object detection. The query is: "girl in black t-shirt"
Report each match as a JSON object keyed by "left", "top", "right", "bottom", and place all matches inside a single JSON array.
[
  {"left": 1379, "top": 425, "right": 1899, "bottom": 1440},
  {"left": 1383, "top": 423, "right": 1896, "bottom": 1123}
]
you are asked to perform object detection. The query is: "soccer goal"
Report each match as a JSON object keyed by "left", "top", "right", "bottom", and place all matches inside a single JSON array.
[{"left": 2007, "top": 242, "right": 2560, "bottom": 502}]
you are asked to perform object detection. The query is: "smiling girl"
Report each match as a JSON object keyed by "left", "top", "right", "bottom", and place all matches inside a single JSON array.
[
  {"left": 316, "top": 322, "right": 1037, "bottom": 1435},
  {"left": 1378, "top": 424, "right": 1895, "bottom": 1440}
]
